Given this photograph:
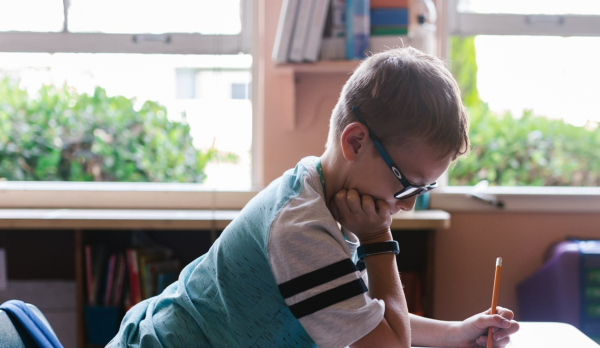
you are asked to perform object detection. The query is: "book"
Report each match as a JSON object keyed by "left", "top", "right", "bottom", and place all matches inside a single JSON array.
[
  {"left": 289, "top": 0, "right": 315, "bottom": 62},
  {"left": 303, "top": 0, "right": 331, "bottom": 62},
  {"left": 370, "top": 8, "right": 409, "bottom": 26},
  {"left": 91, "top": 245, "right": 106, "bottom": 307},
  {"left": 371, "top": 26, "right": 408, "bottom": 36},
  {"left": 145, "top": 259, "right": 180, "bottom": 297},
  {"left": 111, "top": 253, "right": 126, "bottom": 307},
  {"left": 103, "top": 253, "right": 117, "bottom": 307},
  {"left": 85, "top": 245, "right": 94, "bottom": 306},
  {"left": 126, "top": 249, "right": 142, "bottom": 305},
  {"left": 272, "top": 0, "right": 300, "bottom": 63},
  {"left": 138, "top": 249, "right": 169, "bottom": 299},
  {"left": 156, "top": 272, "right": 178, "bottom": 295},
  {"left": 320, "top": 0, "right": 346, "bottom": 60},
  {"left": 346, "top": 0, "right": 370, "bottom": 60},
  {"left": 370, "top": 0, "right": 408, "bottom": 8}
]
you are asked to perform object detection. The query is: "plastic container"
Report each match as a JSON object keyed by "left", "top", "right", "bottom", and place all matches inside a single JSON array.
[{"left": 408, "top": 0, "right": 437, "bottom": 55}]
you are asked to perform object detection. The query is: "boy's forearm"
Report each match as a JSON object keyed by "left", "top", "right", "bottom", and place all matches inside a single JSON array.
[
  {"left": 362, "top": 231, "right": 411, "bottom": 347},
  {"left": 410, "top": 314, "right": 460, "bottom": 347}
]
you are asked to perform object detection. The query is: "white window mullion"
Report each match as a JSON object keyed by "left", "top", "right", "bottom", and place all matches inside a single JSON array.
[
  {"left": 0, "top": 32, "right": 249, "bottom": 54},
  {"left": 452, "top": 13, "right": 600, "bottom": 37}
]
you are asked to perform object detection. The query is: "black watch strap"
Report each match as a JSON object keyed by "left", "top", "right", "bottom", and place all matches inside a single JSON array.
[{"left": 357, "top": 240, "right": 400, "bottom": 260}]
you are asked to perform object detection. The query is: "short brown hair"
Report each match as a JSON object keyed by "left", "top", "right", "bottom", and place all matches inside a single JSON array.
[{"left": 326, "top": 47, "right": 470, "bottom": 160}]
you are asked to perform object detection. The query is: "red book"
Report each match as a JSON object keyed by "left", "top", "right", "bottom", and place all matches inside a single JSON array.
[
  {"left": 112, "top": 253, "right": 126, "bottom": 307},
  {"left": 126, "top": 249, "right": 142, "bottom": 305},
  {"left": 85, "top": 245, "right": 94, "bottom": 306},
  {"left": 103, "top": 254, "right": 117, "bottom": 307},
  {"left": 371, "top": 0, "right": 408, "bottom": 8}
]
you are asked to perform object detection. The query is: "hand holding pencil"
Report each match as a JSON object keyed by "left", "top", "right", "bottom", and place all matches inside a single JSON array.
[{"left": 451, "top": 257, "right": 520, "bottom": 347}]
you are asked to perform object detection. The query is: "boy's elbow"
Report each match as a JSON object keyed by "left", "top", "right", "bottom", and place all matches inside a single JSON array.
[{"left": 350, "top": 319, "right": 411, "bottom": 348}]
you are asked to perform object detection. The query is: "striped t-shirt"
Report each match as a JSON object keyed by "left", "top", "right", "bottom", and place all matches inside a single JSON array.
[{"left": 109, "top": 156, "right": 384, "bottom": 348}]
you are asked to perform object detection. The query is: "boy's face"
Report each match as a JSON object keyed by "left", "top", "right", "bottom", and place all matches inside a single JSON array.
[{"left": 346, "top": 141, "right": 452, "bottom": 215}]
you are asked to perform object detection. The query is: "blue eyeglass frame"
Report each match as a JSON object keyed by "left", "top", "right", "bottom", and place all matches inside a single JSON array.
[{"left": 351, "top": 106, "right": 438, "bottom": 200}]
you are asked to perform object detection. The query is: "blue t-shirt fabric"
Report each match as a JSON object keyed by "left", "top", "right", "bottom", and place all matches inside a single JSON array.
[{"left": 109, "top": 157, "right": 384, "bottom": 348}]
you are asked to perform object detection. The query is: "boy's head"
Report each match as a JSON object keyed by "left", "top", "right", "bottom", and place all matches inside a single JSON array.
[
  {"left": 326, "top": 47, "right": 469, "bottom": 160},
  {"left": 324, "top": 47, "right": 470, "bottom": 212}
]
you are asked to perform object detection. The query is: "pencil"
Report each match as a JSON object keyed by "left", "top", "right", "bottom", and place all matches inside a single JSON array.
[{"left": 487, "top": 257, "right": 502, "bottom": 348}]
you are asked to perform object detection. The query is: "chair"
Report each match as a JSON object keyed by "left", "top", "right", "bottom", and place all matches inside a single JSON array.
[{"left": 0, "top": 302, "right": 61, "bottom": 348}]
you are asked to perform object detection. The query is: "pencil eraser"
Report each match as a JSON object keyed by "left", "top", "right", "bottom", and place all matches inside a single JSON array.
[{"left": 496, "top": 257, "right": 503, "bottom": 266}]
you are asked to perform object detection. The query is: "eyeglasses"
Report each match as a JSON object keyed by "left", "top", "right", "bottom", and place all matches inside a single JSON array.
[{"left": 351, "top": 106, "right": 438, "bottom": 200}]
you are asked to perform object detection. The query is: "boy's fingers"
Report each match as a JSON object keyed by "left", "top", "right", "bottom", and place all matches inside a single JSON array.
[
  {"left": 375, "top": 200, "right": 390, "bottom": 219},
  {"left": 334, "top": 190, "right": 352, "bottom": 217},
  {"left": 474, "top": 314, "right": 512, "bottom": 331},
  {"left": 495, "top": 307, "right": 515, "bottom": 321},
  {"left": 361, "top": 195, "right": 376, "bottom": 215},
  {"left": 346, "top": 189, "right": 363, "bottom": 214}
]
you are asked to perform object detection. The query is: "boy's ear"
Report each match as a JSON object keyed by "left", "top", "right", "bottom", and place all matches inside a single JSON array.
[{"left": 340, "top": 122, "right": 368, "bottom": 161}]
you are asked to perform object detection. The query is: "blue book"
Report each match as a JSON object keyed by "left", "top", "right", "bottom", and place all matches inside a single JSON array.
[
  {"left": 345, "top": 0, "right": 370, "bottom": 59},
  {"left": 370, "top": 8, "right": 409, "bottom": 26}
]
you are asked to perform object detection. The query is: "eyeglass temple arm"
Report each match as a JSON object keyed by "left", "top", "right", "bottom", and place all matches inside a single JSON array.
[{"left": 351, "top": 106, "right": 397, "bottom": 170}]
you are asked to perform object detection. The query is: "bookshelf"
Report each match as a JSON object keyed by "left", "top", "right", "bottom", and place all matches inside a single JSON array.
[{"left": 0, "top": 208, "right": 449, "bottom": 348}]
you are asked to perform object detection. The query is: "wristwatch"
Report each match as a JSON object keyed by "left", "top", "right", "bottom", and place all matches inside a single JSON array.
[{"left": 357, "top": 240, "right": 400, "bottom": 260}]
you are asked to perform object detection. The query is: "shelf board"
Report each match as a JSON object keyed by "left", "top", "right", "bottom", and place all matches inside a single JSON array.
[
  {"left": 275, "top": 60, "right": 361, "bottom": 74},
  {"left": 0, "top": 209, "right": 450, "bottom": 230}
]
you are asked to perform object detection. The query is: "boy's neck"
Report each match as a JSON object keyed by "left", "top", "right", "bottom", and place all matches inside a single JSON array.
[{"left": 319, "top": 149, "right": 349, "bottom": 211}]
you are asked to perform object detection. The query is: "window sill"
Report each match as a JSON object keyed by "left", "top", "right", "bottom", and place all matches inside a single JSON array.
[
  {"left": 431, "top": 186, "right": 600, "bottom": 213},
  {"left": 2, "top": 182, "right": 599, "bottom": 214}
]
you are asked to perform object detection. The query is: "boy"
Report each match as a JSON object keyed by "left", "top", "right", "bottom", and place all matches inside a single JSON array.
[{"left": 109, "top": 47, "right": 519, "bottom": 347}]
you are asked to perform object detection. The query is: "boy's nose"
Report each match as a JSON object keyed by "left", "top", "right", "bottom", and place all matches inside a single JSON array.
[{"left": 395, "top": 195, "right": 418, "bottom": 212}]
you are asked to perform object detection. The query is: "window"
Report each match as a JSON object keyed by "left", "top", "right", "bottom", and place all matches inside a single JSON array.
[
  {"left": 447, "top": 0, "right": 600, "bottom": 187},
  {"left": 0, "top": 1, "right": 253, "bottom": 189}
]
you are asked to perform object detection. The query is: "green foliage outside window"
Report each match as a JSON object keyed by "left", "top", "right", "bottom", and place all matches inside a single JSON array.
[
  {"left": 448, "top": 36, "right": 600, "bottom": 186},
  {"left": 0, "top": 78, "right": 235, "bottom": 182}
]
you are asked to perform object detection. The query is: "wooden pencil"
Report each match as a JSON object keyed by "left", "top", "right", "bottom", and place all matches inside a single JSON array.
[{"left": 487, "top": 257, "right": 502, "bottom": 348}]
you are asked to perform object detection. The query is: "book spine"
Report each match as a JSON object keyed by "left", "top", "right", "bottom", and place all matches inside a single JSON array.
[
  {"left": 85, "top": 245, "right": 94, "bottom": 306},
  {"left": 346, "top": 0, "right": 370, "bottom": 59},
  {"left": 304, "top": 0, "right": 331, "bottom": 62},
  {"left": 271, "top": 0, "right": 300, "bottom": 63},
  {"left": 370, "top": 8, "right": 409, "bottom": 26},
  {"left": 103, "top": 254, "right": 117, "bottom": 307},
  {"left": 126, "top": 249, "right": 142, "bottom": 305},
  {"left": 112, "top": 253, "right": 126, "bottom": 307},
  {"left": 289, "top": 0, "right": 316, "bottom": 62}
]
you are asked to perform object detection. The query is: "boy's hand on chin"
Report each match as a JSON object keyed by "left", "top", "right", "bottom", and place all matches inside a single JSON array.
[{"left": 330, "top": 189, "right": 393, "bottom": 242}]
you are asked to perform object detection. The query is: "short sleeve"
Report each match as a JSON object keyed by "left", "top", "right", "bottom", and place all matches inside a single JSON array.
[{"left": 268, "top": 182, "right": 384, "bottom": 348}]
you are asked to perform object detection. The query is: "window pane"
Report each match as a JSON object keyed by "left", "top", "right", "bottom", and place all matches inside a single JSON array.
[
  {"left": 449, "top": 35, "right": 600, "bottom": 187},
  {"left": 475, "top": 36, "right": 600, "bottom": 126},
  {"left": 0, "top": 0, "right": 64, "bottom": 32},
  {"left": 0, "top": 53, "right": 252, "bottom": 188},
  {"left": 68, "top": 0, "right": 242, "bottom": 34},
  {"left": 458, "top": 0, "right": 600, "bottom": 15}
]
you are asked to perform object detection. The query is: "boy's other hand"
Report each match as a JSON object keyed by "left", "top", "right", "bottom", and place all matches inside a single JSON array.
[
  {"left": 329, "top": 189, "right": 393, "bottom": 242},
  {"left": 452, "top": 306, "right": 520, "bottom": 347}
]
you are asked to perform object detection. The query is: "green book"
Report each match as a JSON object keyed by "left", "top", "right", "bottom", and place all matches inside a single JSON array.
[{"left": 371, "top": 27, "right": 409, "bottom": 36}]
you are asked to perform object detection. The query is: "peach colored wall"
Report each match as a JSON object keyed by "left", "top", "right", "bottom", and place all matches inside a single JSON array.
[
  {"left": 258, "top": 0, "right": 350, "bottom": 184},
  {"left": 433, "top": 213, "right": 600, "bottom": 321}
]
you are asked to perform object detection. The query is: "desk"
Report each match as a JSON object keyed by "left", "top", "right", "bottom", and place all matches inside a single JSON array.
[{"left": 415, "top": 322, "right": 599, "bottom": 348}]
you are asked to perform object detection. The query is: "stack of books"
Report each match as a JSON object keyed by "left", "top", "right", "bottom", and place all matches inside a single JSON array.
[
  {"left": 273, "top": 0, "right": 414, "bottom": 63},
  {"left": 272, "top": 0, "right": 332, "bottom": 63},
  {"left": 370, "top": 0, "right": 409, "bottom": 53},
  {"left": 85, "top": 245, "right": 180, "bottom": 310}
]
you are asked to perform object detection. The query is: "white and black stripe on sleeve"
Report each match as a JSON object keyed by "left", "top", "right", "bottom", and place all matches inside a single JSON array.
[{"left": 278, "top": 259, "right": 368, "bottom": 319}]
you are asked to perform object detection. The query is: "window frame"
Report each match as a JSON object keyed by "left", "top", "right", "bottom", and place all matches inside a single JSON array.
[
  {"left": 434, "top": 0, "right": 600, "bottom": 211},
  {"left": 447, "top": 0, "right": 600, "bottom": 37},
  {"left": 0, "top": 0, "right": 252, "bottom": 55}
]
